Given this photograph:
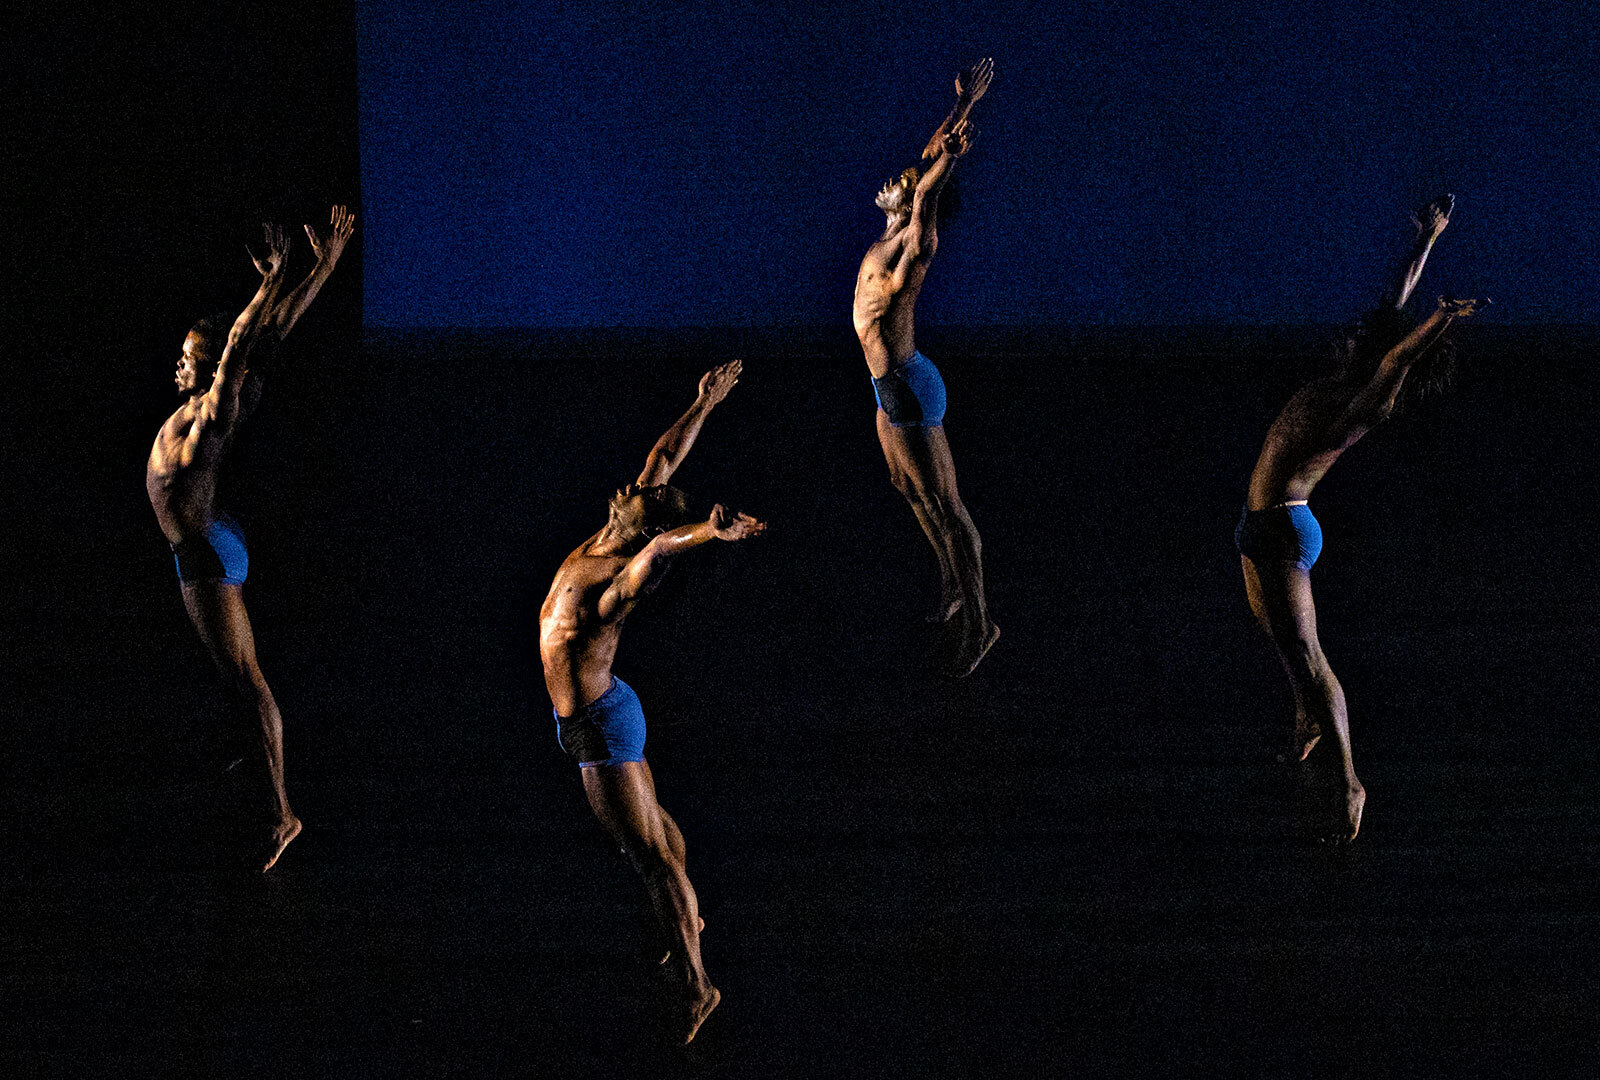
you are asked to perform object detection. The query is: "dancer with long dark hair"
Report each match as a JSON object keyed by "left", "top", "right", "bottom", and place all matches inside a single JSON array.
[{"left": 1238, "top": 194, "right": 1484, "bottom": 842}]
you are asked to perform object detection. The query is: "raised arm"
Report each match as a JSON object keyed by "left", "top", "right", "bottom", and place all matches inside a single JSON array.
[
  {"left": 209, "top": 225, "right": 292, "bottom": 404},
  {"left": 921, "top": 58, "right": 994, "bottom": 161},
  {"left": 262, "top": 204, "right": 356, "bottom": 341},
  {"left": 1380, "top": 194, "right": 1453, "bottom": 311},
  {"left": 599, "top": 505, "right": 766, "bottom": 618},
  {"left": 909, "top": 119, "right": 973, "bottom": 237},
  {"left": 635, "top": 360, "right": 742, "bottom": 487},
  {"left": 1345, "top": 296, "right": 1486, "bottom": 426}
]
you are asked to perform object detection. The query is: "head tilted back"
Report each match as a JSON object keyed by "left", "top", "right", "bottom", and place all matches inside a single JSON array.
[{"left": 609, "top": 484, "right": 692, "bottom": 548}]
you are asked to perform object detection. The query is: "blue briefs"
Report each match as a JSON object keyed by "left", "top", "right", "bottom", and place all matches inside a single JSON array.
[
  {"left": 1235, "top": 502, "right": 1323, "bottom": 570},
  {"left": 872, "top": 351, "right": 947, "bottom": 427},
  {"left": 172, "top": 513, "right": 249, "bottom": 585},
  {"left": 555, "top": 676, "right": 647, "bottom": 767}
]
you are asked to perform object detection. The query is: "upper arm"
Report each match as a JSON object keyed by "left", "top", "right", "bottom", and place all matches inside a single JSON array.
[{"left": 596, "top": 540, "right": 664, "bottom": 620}]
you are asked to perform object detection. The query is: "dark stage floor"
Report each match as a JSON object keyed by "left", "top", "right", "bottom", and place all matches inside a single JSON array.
[{"left": 5, "top": 326, "right": 1599, "bottom": 1077}]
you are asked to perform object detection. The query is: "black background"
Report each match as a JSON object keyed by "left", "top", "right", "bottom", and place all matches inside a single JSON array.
[{"left": 6, "top": 4, "right": 1599, "bottom": 1077}]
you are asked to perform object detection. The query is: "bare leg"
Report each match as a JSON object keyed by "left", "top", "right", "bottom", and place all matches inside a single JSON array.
[
  {"left": 1241, "top": 556, "right": 1365, "bottom": 842},
  {"left": 880, "top": 415, "right": 997, "bottom": 675},
  {"left": 877, "top": 411, "right": 961, "bottom": 622},
  {"left": 640, "top": 764, "right": 703, "bottom": 962},
  {"left": 582, "top": 761, "right": 719, "bottom": 1043},
  {"left": 181, "top": 581, "right": 301, "bottom": 870}
]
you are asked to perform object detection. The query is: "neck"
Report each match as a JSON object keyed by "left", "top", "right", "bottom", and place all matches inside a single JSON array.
[
  {"left": 881, "top": 211, "right": 910, "bottom": 239},
  {"left": 590, "top": 524, "right": 637, "bottom": 557}
]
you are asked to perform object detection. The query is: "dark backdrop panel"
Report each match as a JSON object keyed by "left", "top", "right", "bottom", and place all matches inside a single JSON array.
[{"left": 8, "top": 326, "right": 1599, "bottom": 1074}]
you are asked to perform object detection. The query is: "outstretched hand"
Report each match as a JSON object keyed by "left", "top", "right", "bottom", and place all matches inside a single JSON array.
[
  {"left": 940, "top": 118, "right": 976, "bottom": 159},
  {"left": 956, "top": 57, "right": 994, "bottom": 103},
  {"left": 1412, "top": 193, "right": 1454, "bottom": 239},
  {"left": 924, "top": 57, "right": 994, "bottom": 159},
  {"left": 709, "top": 504, "right": 766, "bottom": 542},
  {"left": 247, "top": 223, "right": 292, "bottom": 278},
  {"left": 306, "top": 204, "right": 356, "bottom": 265},
  {"left": 697, "top": 360, "right": 743, "bottom": 406},
  {"left": 1438, "top": 295, "right": 1489, "bottom": 317}
]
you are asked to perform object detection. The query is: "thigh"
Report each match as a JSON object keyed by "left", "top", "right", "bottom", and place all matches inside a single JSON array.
[
  {"left": 581, "top": 761, "right": 667, "bottom": 854},
  {"left": 1246, "top": 556, "right": 1323, "bottom": 662},
  {"left": 181, "top": 581, "right": 261, "bottom": 676},
  {"left": 918, "top": 425, "right": 964, "bottom": 502},
  {"left": 877, "top": 413, "right": 950, "bottom": 496}
]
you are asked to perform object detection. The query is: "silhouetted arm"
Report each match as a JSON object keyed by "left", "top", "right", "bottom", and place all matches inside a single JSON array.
[
  {"left": 1380, "top": 195, "right": 1452, "bottom": 311},
  {"left": 1346, "top": 297, "right": 1484, "bottom": 425},
  {"left": 263, "top": 204, "right": 355, "bottom": 341},
  {"left": 635, "top": 361, "right": 743, "bottom": 487}
]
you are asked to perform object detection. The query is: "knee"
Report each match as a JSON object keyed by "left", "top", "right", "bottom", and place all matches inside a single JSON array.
[
  {"left": 1280, "top": 636, "right": 1330, "bottom": 682},
  {"left": 621, "top": 837, "right": 676, "bottom": 877},
  {"left": 923, "top": 489, "right": 962, "bottom": 528},
  {"left": 222, "top": 665, "right": 269, "bottom": 705},
  {"left": 886, "top": 466, "right": 914, "bottom": 498}
]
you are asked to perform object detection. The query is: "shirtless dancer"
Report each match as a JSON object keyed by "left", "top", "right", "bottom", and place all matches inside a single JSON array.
[
  {"left": 853, "top": 58, "right": 998, "bottom": 676},
  {"left": 146, "top": 207, "right": 355, "bottom": 871},
  {"left": 1238, "top": 194, "right": 1485, "bottom": 843},
  {"left": 539, "top": 361, "right": 763, "bottom": 1044}
]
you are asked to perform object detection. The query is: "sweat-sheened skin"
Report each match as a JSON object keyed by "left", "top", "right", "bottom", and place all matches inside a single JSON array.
[
  {"left": 853, "top": 58, "right": 999, "bottom": 677},
  {"left": 146, "top": 206, "right": 355, "bottom": 871},
  {"left": 539, "top": 361, "right": 762, "bottom": 1045},
  {"left": 1240, "top": 194, "right": 1485, "bottom": 843}
]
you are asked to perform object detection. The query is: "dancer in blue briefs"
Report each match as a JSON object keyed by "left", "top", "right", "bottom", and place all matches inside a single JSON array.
[
  {"left": 147, "top": 207, "right": 355, "bottom": 871},
  {"left": 1239, "top": 194, "right": 1486, "bottom": 843},
  {"left": 539, "top": 361, "right": 764, "bottom": 1044},
  {"left": 854, "top": 57, "right": 998, "bottom": 676}
]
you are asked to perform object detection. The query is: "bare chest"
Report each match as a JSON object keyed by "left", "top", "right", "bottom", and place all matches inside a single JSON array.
[{"left": 540, "top": 556, "right": 625, "bottom": 646}]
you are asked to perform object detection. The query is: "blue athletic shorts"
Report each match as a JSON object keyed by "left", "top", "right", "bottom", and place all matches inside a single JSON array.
[
  {"left": 173, "top": 513, "right": 249, "bottom": 585},
  {"left": 1235, "top": 503, "right": 1323, "bottom": 571},
  {"left": 555, "top": 676, "right": 647, "bottom": 767},
  {"left": 872, "top": 351, "right": 947, "bottom": 427}
]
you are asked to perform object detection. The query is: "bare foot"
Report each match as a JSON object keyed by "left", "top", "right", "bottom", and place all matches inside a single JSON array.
[
  {"left": 659, "top": 917, "right": 706, "bottom": 966},
  {"left": 950, "top": 622, "right": 1000, "bottom": 678},
  {"left": 1300, "top": 775, "right": 1366, "bottom": 845},
  {"left": 681, "top": 986, "right": 720, "bottom": 1045},
  {"left": 262, "top": 815, "right": 302, "bottom": 872},
  {"left": 926, "top": 595, "right": 963, "bottom": 624},
  {"left": 1338, "top": 782, "right": 1367, "bottom": 844}
]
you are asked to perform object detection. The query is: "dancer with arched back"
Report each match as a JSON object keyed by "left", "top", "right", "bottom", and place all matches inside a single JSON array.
[
  {"left": 539, "top": 362, "right": 762, "bottom": 1044},
  {"left": 853, "top": 58, "right": 999, "bottom": 676},
  {"left": 1238, "top": 194, "right": 1485, "bottom": 843},
  {"left": 147, "top": 207, "right": 355, "bottom": 871}
]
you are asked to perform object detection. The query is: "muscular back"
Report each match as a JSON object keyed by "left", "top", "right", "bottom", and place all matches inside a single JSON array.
[
  {"left": 1246, "top": 375, "right": 1376, "bottom": 508},
  {"left": 853, "top": 224, "right": 936, "bottom": 378},
  {"left": 147, "top": 384, "right": 243, "bottom": 545},
  {"left": 539, "top": 540, "right": 637, "bottom": 716}
]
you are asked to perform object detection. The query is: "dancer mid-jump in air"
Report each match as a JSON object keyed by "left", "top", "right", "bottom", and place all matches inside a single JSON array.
[
  {"left": 146, "top": 207, "right": 355, "bottom": 871},
  {"left": 853, "top": 58, "right": 998, "bottom": 677},
  {"left": 539, "top": 361, "right": 762, "bottom": 1044},
  {"left": 1238, "top": 194, "right": 1485, "bottom": 843}
]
